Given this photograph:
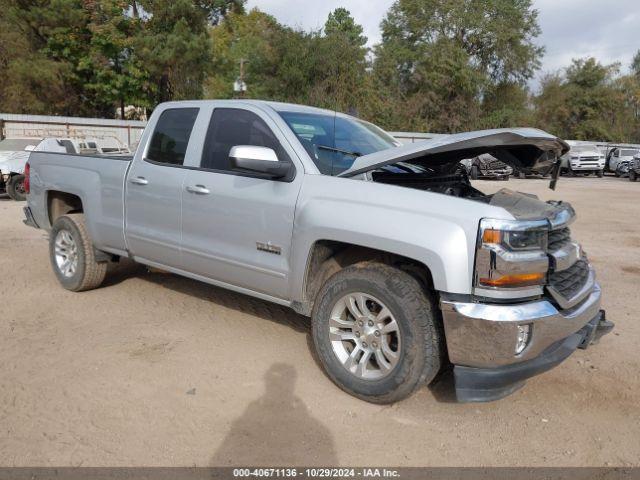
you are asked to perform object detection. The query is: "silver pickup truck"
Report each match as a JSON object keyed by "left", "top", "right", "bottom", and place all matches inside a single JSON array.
[{"left": 23, "top": 100, "right": 613, "bottom": 403}]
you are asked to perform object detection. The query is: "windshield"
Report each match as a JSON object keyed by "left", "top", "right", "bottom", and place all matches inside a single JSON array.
[
  {"left": 571, "top": 145, "right": 599, "bottom": 153},
  {"left": 278, "top": 111, "right": 397, "bottom": 175}
]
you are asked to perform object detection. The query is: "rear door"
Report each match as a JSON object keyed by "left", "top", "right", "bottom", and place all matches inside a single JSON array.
[
  {"left": 124, "top": 107, "right": 200, "bottom": 268},
  {"left": 180, "top": 105, "right": 302, "bottom": 300}
]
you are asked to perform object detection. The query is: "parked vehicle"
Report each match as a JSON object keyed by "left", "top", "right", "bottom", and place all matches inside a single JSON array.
[
  {"left": 615, "top": 160, "right": 630, "bottom": 178},
  {"left": 23, "top": 100, "right": 613, "bottom": 403},
  {"left": 460, "top": 153, "right": 512, "bottom": 180},
  {"left": 607, "top": 147, "right": 639, "bottom": 175},
  {"left": 629, "top": 154, "right": 640, "bottom": 182},
  {"left": 560, "top": 145, "right": 605, "bottom": 177},
  {"left": 0, "top": 138, "right": 40, "bottom": 201},
  {"left": 1, "top": 137, "right": 132, "bottom": 201}
]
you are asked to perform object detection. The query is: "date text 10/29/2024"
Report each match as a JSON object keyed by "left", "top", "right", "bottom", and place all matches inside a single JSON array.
[{"left": 233, "top": 468, "right": 400, "bottom": 478}]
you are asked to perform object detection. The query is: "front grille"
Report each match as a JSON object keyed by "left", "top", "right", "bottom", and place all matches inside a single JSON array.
[
  {"left": 548, "top": 227, "right": 571, "bottom": 251},
  {"left": 549, "top": 259, "right": 589, "bottom": 300}
]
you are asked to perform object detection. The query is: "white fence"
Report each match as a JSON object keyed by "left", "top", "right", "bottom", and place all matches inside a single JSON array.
[
  {"left": 0, "top": 113, "right": 146, "bottom": 148},
  {"left": 2, "top": 114, "right": 639, "bottom": 153}
]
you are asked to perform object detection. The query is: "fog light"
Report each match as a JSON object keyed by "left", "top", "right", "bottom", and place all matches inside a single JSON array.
[{"left": 515, "top": 324, "right": 531, "bottom": 354}]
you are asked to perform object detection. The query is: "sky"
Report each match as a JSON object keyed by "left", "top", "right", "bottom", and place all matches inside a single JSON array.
[{"left": 245, "top": 0, "right": 640, "bottom": 91}]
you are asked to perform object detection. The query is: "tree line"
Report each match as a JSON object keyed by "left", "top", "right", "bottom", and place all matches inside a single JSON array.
[{"left": 1, "top": 0, "right": 639, "bottom": 142}]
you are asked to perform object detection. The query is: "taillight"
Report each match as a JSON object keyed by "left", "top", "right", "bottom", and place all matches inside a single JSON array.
[{"left": 24, "top": 162, "right": 30, "bottom": 194}]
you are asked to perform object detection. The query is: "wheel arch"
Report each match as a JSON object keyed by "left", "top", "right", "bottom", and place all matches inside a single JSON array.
[
  {"left": 47, "top": 190, "right": 84, "bottom": 226},
  {"left": 293, "top": 239, "right": 437, "bottom": 316}
]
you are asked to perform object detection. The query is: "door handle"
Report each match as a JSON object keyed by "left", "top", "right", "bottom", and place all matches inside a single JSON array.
[
  {"left": 186, "top": 184, "right": 210, "bottom": 195},
  {"left": 130, "top": 176, "right": 148, "bottom": 186}
]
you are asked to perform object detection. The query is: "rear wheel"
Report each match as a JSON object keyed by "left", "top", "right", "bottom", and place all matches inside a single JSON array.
[
  {"left": 7, "top": 174, "right": 26, "bottom": 201},
  {"left": 49, "top": 214, "right": 107, "bottom": 291},
  {"left": 470, "top": 165, "right": 480, "bottom": 180},
  {"left": 311, "top": 262, "right": 443, "bottom": 404}
]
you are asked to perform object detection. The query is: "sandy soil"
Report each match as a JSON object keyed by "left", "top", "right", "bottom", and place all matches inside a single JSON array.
[{"left": 1, "top": 176, "right": 639, "bottom": 467}]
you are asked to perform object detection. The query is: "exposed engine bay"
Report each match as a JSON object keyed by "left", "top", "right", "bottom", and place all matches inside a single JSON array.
[
  {"left": 368, "top": 161, "right": 569, "bottom": 220},
  {"left": 369, "top": 162, "right": 490, "bottom": 200}
]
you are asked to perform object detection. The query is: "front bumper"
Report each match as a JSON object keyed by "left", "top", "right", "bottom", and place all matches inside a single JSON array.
[
  {"left": 440, "top": 281, "right": 613, "bottom": 401},
  {"left": 570, "top": 163, "right": 604, "bottom": 171},
  {"left": 454, "top": 311, "right": 613, "bottom": 402}
]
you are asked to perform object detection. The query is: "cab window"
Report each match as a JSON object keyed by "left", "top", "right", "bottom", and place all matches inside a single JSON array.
[
  {"left": 147, "top": 108, "right": 199, "bottom": 166},
  {"left": 200, "top": 108, "right": 289, "bottom": 172}
]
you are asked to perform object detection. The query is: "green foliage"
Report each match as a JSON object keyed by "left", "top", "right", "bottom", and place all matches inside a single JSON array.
[
  {"left": 324, "top": 7, "right": 367, "bottom": 47},
  {"left": 371, "top": 0, "right": 543, "bottom": 132},
  {"left": 533, "top": 57, "right": 639, "bottom": 142},
  {"left": 632, "top": 50, "right": 640, "bottom": 77},
  {"left": 206, "top": 7, "right": 373, "bottom": 117},
  {"left": 1, "top": 0, "right": 639, "bottom": 143},
  {"left": 0, "top": 0, "right": 244, "bottom": 117}
]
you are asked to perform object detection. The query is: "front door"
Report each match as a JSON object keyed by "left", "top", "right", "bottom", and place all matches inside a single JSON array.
[
  {"left": 180, "top": 106, "right": 302, "bottom": 300},
  {"left": 124, "top": 107, "right": 200, "bottom": 268}
]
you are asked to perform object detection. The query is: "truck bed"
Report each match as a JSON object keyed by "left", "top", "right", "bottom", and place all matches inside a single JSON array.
[{"left": 27, "top": 151, "right": 132, "bottom": 255}]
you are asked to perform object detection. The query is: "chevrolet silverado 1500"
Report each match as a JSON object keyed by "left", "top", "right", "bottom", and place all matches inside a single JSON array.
[{"left": 23, "top": 100, "right": 613, "bottom": 403}]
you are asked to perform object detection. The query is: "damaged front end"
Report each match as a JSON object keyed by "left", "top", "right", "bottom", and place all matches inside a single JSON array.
[{"left": 340, "top": 128, "right": 613, "bottom": 401}]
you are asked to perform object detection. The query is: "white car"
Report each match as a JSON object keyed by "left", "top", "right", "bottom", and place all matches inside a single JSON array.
[
  {"left": 607, "top": 147, "right": 639, "bottom": 175},
  {"left": 1, "top": 137, "right": 132, "bottom": 201},
  {"left": 560, "top": 145, "right": 605, "bottom": 177},
  {"left": 0, "top": 138, "right": 41, "bottom": 200}
]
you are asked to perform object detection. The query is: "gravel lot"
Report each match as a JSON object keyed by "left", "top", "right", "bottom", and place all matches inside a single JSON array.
[{"left": 1, "top": 176, "right": 639, "bottom": 467}]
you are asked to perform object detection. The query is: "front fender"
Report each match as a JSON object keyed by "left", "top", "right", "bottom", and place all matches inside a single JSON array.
[{"left": 288, "top": 175, "right": 514, "bottom": 303}]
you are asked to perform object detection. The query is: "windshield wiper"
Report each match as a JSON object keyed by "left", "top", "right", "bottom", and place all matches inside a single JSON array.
[{"left": 316, "top": 145, "right": 362, "bottom": 157}]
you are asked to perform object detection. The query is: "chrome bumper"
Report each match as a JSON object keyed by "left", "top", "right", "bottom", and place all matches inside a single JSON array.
[{"left": 440, "top": 281, "right": 602, "bottom": 368}]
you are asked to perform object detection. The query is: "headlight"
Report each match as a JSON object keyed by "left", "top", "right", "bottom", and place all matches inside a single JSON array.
[
  {"left": 475, "top": 219, "right": 549, "bottom": 291},
  {"left": 502, "top": 230, "right": 547, "bottom": 251}
]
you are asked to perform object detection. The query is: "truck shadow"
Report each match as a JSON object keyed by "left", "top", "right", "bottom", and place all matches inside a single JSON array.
[
  {"left": 210, "top": 363, "right": 338, "bottom": 466},
  {"left": 115, "top": 266, "right": 458, "bottom": 403},
  {"left": 139, "top": 268, "right": 310, "bottom": 335}
]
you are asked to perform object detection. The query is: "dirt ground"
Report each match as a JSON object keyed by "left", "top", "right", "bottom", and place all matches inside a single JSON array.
[{"left": 1, "top": 176, "right": 639, "bottom": 467}]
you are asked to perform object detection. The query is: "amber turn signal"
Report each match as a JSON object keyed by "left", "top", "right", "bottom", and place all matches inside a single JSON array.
[
  {"left": 482, "top": 229, "right": 502, "bottom": 244},
  {"left": 479, "top": 272, "right": 545, "bottom": 288}
]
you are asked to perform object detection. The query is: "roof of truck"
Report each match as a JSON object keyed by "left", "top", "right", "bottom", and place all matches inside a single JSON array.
[{"left": 160, "top": 99, "right": 351, "bottom": 117}]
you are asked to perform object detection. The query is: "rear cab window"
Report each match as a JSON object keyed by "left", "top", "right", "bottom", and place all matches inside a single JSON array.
[{"left": 147, "top": 108, "right": 199, "bottom": 166}]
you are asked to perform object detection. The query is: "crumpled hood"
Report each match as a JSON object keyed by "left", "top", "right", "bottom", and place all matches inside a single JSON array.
[
  {"left": 338, "top": 128, "right": 569, "bottom": 178},
  {"left": 488, "top": 188, "right": 575, "bottom": 225}
]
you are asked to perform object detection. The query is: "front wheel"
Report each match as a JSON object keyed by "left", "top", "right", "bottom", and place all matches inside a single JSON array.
[
  {"left": 596, "top": 170, "right": 603, "bottom": 178},
  {"left": 49, "top": 214, "right": 107, "bottom": 291},
  {"left": 630, "top": 170, "right": 637, "bottom": 182},
  {"left": 7, "top": 174, "right": 26, "bottom": 201},
  {"left": 311, "top": 262, "right": 443, "bottom": 404}
]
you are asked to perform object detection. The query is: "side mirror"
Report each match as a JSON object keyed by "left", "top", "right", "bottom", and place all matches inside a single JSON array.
[{"left": 229, "top": 145, "right": 293, "bottom": 180}]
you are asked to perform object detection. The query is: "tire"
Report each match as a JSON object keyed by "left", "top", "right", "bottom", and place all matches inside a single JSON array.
[
  {"left": 630, "top": 170, "right": 637, "bottom": 182},
  {"left": 49, "top": 214, "right": 107, "bottom": 291},
  {"left": 470, "top": 165, "right": 480, "bottom": 180},
  {"left": 311, "top": 262, "right": 443, "bottom": 404},
  {"left": 7, "top": 174, "right": 26, "bottom": 201},
  {"left": 596, "top": 170, "right": 603, "bottom": 178}
]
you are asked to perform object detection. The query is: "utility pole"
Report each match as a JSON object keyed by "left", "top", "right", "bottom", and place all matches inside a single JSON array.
[{"left": 233, "top": 58, "right": 248, "bottom": 98}]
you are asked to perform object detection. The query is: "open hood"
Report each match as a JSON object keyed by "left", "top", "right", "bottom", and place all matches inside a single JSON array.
[{"left": 338, "top": 128, "right": 570, "bottom": 178}]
